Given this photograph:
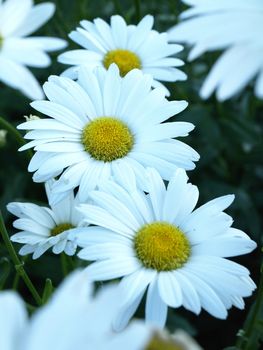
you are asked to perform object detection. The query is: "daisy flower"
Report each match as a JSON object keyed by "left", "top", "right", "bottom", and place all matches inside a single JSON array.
[
  {"left": 168, "top": 0, "right": 263, "bottom": 100},
  {"left": 0, "top": 269, "right": 172, "bottom": 350},
  {"left": 76, "top": 168, "right": 257, "bottom": 330},
  {"left": 18, "top": 64, "right": 199, "bottom": 202},
  {"left": 0, "top": 0, "right": 67, "bottom": 99},
  {"left": 58, "top": 14, "right": 186, "bottom": 96},
  {"left": 7, "top": 181, "right": 85, "bottom": 259}
]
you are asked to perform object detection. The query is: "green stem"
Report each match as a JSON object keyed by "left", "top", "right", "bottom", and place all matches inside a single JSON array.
[
  {"left": 134, "top": 0, "right": 141, "bottom": 21},
  {"left": 0, "top": 211, "right": 42, "bottom": 305},
  {"left": 12, "top": 256, "right": 27, "bottom": 290},
  {"left": 12, "top": 272, "right": 20, "bottom": 290},
  {"left": 0, "top": 116, "right": 33, "bottom": 160},
  {"left": 26, "top": 302, "right": 37, "bottom": 314},
  {"left": 60, "top": 253, "right": 68, "bottom": 276}
]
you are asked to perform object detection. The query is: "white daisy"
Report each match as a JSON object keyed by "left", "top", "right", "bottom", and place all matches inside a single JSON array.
[
  {"left": 0, "top": 0, "right": 67, "bottom": 99},
  {"left": 76, "top": 168, "right": 257, "bottom": 331},
  {"left": 0, "top": 270, "right": 157, "bottom": 350},
  {"left": 168, "top": 0, "right": 263, "bottom": 100},
  {"left": 18, "top": 64, "right": 199, "bottom": 202},
  {"left": 58, "top": 14, "right": 186, "bottom": 96},
  {"left": 7, "top": 180, "right": 85, "bottom": 259}
]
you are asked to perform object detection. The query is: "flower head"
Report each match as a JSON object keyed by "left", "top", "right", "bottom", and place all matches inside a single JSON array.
[
  {"left": 76, "top": 168, "right": 257, "bottom": 330},
  {"left": 7, "top": 180, "right": 85, "bottom": 259},
  {"left": 168, "top": 0, "right": 263, "bottom": 100},
  {"left": 18, "top": 65, "right": 199, "bottom": 202},
  {"left": 58, "top": 15, "right": 186, "bottom": 95},
  {"left": 0, "top": 0, "right": 67, "bottom": 99}
]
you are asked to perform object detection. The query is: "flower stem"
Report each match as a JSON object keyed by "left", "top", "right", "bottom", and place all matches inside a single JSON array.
[
  {"left": 0, "top": 116, "right": 33, "bottom": 160},
  {"left": 0, "top": 211, "right": 42, "bottom": 305},
  {"left": 60, "top": 252, "right": 69, "bottom": 276}
]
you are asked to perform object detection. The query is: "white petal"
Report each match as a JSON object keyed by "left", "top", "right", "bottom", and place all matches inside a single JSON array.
[
  {"left": 103, "top": 64, "right": 121, "bottom": 115},
  {"left": 192, "top": 229, "right": 257, "bottom": 257},
  {"left": 0, "top": 291, "right": 28, "bottom": 350},
  {"left": 180, "top": 269, "right": 227, "bottom": 319},
  {"left": 88, "top": 190, "right": 141, "bottom": 231},
  {"left": 30, "top": 101, "right": 85, "bottom": 129},
  {"left": 32, "top": 241, "right": 53, "bottom": 259},
  {"left": 78, "top": 242, "right": 134, "bottom": 260},
  {"left": 74, "top": 227, "right": 130, "bottom": 247},
  {"left": 12, "top": 218, "right": 50, "bottom": 236},
  {"left": 77, "top": 204, "right": 134, "bottom": 237},
  {"left": 52, "top": 239, "right": 67, "bottom": 254},
  {"left": 110, "top": 15, "right": 128, "bottom": 48},
  {"left": 146, "top": 278, "right": 168, "bottom": 327},
  {"left": 145, "top": 167, "right": 166, "bottom": 220},
  {"left": 162, "top": 168, "right": 189, "bottom": 222},
  {"left": 0, "top": 57, "right": 44, "bottom": 99},
  {"left": 173, "top": 270, "right": 201, "bottom": 314},
  {"left": 113, "top": 288, "right": 145, "bottom": 332},
  {"left": 118, "top": 268, "right": 156, "bottom": 306},
  {"left": 158, "top": 272, "right": 183, "bottom": 308},
  {"left": 10, "top": 232, "right": 46, "bottom": 244},
  {"left": 127, "top": 15, "right": 154, "bottom": 51},
  {"left": 0, "top": 0, "right": 32, "bottom": 36},
  {"left": 85, "top": 258, "right": 140, "bottom": 281},
  {"left": 7, "top": 202, "right": 55, "bottom": 228},
  {"left": 12, "top": 3, "right": 55, "bottom": 37}
]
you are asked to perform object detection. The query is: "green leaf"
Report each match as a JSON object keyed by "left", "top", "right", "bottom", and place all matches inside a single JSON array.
[
  {"left": 42, "top": 278, "right": 53, "bottom": 304},
  {"left": 0, "top": 257, "right": 10, "bottom": 289}
]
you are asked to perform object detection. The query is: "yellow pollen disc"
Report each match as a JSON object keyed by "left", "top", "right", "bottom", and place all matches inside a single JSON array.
[
  {"left": 50, "top": 223, "right": 74, "bottom": 236},
  {"left": 145, "top": 333, "right": 184, "bottom": 350},
  {"left": 103, "top": 49, "right": 141, "bottom": 77},
  {"left": 134, "top": 221, "right": 190, "bottom": 271},
  {"left": 82, "top": 117, "right": 134, "bottom": 162}
]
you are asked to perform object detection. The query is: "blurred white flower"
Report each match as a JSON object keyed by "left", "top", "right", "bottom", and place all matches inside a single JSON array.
[
  {"left": 7, "top": 180, "right": 86, "bottom": 259},
  {"left": 76, "top": 168, "right": 257, "bottom": 330},
  {"left": 18, "top": 64, "right": 198, "bottom": 202},
  {"left": 58, "top": 14, "right": 186, "bottom": 96},
  {"left": 0, "top": 270, "right": 157, "bottom": 350},
  {"left": 168, "top": 0, "right": 263, "bottom": 100},
  {"left": 0, "top": 0, "right": 67, "bottom": 99},
  {"left": 145, "top": 329, "right": 203, "bottom": 350}
]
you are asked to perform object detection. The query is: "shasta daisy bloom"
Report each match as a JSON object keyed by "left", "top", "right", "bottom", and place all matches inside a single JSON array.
[
  {"left": 76, "top": 168, "right": 257, "bottom": 330},
  {"left": 168, "top": 0, "right": 263, "bottom": 100},
  {"left": 18, "top": 64, "right": 199, "bottom": 202},
  {"left": 58, "top": 14, "right": 186, "bottom": 96},
  {"left": 0, "top": 0, "right": 67, "bottom": 99},
  {"left": 7, "top": 181, "right": 85, "bottom": 259}
]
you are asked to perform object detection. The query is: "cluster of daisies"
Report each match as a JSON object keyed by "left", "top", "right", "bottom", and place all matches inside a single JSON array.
[{"left": 1, "top": 0, "right": 260, "bottom": 348}]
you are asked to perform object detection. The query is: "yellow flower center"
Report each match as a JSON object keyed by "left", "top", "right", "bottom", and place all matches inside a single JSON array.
[
  {"left": 134, "top": 222, "right": 190, "bottom": 271},
  {"left": 50, "top": 223, "right": 74, "bottom": 236},
  {"left": 145, "top": 333, "right": 184, "bottom": 350},
  {"left": 103, "top": 49, "right": 141, "bottom": 77},
  {"left": 82, "top": 117, "right": 134, "bottom": 162}
]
